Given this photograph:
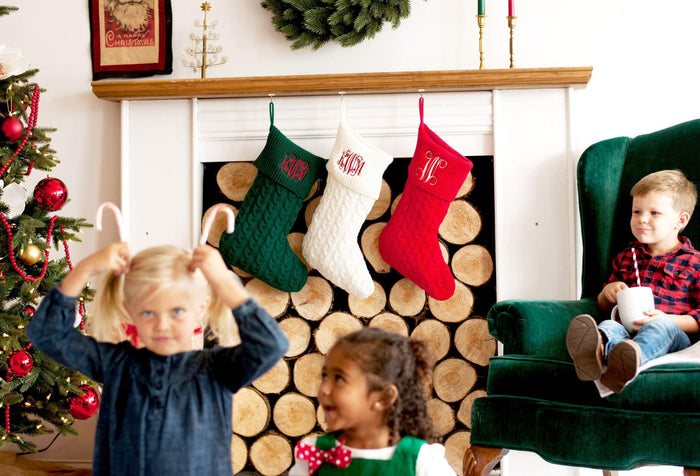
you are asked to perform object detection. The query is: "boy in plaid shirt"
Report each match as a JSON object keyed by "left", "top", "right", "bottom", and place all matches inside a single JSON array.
[{"left": 567, "top": 170, "right": 700, "bottom": 393}]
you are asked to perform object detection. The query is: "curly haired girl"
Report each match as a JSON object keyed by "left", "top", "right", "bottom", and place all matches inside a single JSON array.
[{"left": 289, "top": 327, "right": 456, "bottom": 475}]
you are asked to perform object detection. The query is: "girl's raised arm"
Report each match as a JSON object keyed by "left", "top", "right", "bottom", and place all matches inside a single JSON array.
[
  {"left": 60, "top": 242, "right": 130, "bottom": 297},
  {"left": 190, "top": 244, "right": 248, "bottom": 310}
]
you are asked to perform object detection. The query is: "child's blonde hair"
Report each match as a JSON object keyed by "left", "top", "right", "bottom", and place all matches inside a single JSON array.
[
  {"left": 631, "top": 169, "right": 697, "bottom": 217},
  {"left": 88, "top": 245, "right": 238, "bottom": 347}
]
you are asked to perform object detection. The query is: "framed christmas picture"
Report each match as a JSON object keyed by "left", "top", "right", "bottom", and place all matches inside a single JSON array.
[{"left": 89, "top": 0, "right": 172, "bottom": 80}]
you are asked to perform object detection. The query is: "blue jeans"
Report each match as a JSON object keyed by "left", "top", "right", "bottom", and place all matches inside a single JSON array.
[{"left": 598, "top": 317, "right": 691, "bottom": 366}]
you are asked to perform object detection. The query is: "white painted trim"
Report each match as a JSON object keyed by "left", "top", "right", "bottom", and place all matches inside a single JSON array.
[
  {"left": 120, "top": 100, "right": 130, "bottom": 242},
  {"left": 566, "top": 87, "right": 579, "bottom": 300},
  {"left": 190, "top": 98, "right": 201, "bottom": 249},
  {"left": 491, "top": 89, "right": 504, "bottom": 302}
]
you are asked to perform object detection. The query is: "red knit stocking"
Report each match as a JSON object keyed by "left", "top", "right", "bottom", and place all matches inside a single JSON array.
[{"left": 378, "top": 98, "right": 473, "bottom": 300}]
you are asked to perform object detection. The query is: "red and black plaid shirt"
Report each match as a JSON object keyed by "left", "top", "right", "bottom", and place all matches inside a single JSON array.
[{"left": 605, "top": 236, "right": 700, "bottom": 323}]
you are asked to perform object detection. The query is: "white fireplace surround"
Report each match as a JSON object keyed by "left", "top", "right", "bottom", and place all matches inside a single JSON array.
[{"left": 120, "top": 87, "right": 580, "bottom": 304}]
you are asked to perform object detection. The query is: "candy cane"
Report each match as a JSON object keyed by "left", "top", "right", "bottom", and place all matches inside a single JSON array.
[
  {"left": 200, "top": 205, "right": 235, "bottom": 246},
  {"left": 95, "top": 202, "right": 126, "bottom": 242}
]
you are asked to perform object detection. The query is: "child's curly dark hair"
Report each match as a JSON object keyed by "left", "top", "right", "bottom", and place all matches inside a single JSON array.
[{"left": 333, "top": 327, "right": 438, "bottom": 445}]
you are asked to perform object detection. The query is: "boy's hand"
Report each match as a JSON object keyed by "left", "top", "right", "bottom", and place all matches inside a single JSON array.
[
  {"left": 601, "top": 281, "right": 628, "bottom": 305},
  {"left": 631, "top": 308, "right": 666, "bottom": 331}
]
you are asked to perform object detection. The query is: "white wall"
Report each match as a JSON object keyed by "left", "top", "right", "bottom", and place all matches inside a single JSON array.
[{"left": 2, "top": 0, "right": 699, "bottom": 472}]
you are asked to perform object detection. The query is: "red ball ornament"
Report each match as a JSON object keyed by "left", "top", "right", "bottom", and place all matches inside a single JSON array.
[
  {"left": 68, "top": 384, "right": 100, "bottom": 420},
  {"left": 33, "top": 177, "right": 68, "bottom": 211},
  {"left": 8, "top": 350, "right": 33, "bottom": 377},
  {"left": 1, "top": 116, "right": 24, "bottom": 141}
]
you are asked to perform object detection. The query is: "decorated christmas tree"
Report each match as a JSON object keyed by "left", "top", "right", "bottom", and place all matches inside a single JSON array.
[{"left": 0, "top": 7, "right": 99, "bottom": 453}]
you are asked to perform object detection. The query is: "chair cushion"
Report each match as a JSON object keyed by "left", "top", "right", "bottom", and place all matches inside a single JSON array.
[
  {"left": 486, "top": 355, "right": 609, "bottom": 407},
  {"left": 487, "top": 355, "right": 700, "bottom": 411},
  {"left": 470, "top": 394, "right": 700, "bottom": 470}
]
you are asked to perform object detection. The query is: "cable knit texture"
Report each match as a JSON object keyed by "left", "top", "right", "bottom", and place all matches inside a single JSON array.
[
  {"left": 219, "top": 124, "right": 325, "bottom": 292},
  {"left": 303, "top": 121, "right": 393, "bottom": 298},
  {"left": 379, "top": 98, "right": 473, "bottom": 300}
]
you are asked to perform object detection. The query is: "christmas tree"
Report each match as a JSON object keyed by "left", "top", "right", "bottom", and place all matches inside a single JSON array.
[{"left": 0, "top": 7, "right": 99, "bottom": 452}]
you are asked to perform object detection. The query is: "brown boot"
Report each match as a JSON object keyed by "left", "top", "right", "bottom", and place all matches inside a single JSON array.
[
  {"left": 566, "top": 314, "right": 604, "bottom": 381},
  {"left": 600, "top": 340, "right": 641, "bottom": 393}
]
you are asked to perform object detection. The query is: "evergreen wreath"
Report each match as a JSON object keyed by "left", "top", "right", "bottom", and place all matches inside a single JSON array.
[{"left": 261, "top": 0, "right": 419, "bottom": 50}]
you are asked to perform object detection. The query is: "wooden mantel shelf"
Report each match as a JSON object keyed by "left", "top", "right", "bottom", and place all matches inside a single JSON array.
[{"left": 91, "top": 66, "right": 592, "bottom": 101}]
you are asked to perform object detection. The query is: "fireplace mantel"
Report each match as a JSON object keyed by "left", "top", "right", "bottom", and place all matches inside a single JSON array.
[
  {"left": 114, "top": 69, "right": 590, "bottom": 304},
  {"left": 91, "top": 67, "right": 592, "bottom": 101}
]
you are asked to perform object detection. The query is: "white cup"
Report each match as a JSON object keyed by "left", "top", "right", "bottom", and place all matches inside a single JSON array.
[{"left": 611, "top": 286, "right": 655, "bottom": 332}]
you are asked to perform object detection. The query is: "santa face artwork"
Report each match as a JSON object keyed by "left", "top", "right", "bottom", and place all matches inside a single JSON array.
[{"left": 104, "top": 0, "right": 154, "bottom": 39}]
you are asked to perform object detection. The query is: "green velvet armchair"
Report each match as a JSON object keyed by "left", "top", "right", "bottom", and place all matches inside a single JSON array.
[{"left": 465, "top": 119, "right": 700, "bottom": 476}]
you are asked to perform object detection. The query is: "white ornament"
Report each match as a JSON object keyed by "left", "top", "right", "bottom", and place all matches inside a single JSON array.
[
  {"left": 0, "top": 45, "right": 30, "bottom": 80},
  {"left": 74, "top": 310, "right": 83, "bottom": 328},
  {"left": 2, "top": 182, "right": 28, "bottom": 218}
]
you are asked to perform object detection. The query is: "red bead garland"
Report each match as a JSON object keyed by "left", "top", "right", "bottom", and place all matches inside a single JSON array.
[
  {"left": 0, "top": 85, "right": 39, "bottom": 177},
  {"left": 0, "top": 214, "right": 56, "bottom": 282}
]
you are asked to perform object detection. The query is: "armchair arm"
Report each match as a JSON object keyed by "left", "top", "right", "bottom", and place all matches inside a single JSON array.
[{"left": 487, "top": 298, "right": 599, "bottom": 360}]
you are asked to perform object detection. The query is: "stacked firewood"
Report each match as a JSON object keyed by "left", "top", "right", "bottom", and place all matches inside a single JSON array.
[{"left": 202, "top": 157, "right": 496, "bottom": 475}]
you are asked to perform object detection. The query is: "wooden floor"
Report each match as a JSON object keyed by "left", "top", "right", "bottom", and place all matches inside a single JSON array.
[{"left": 0, "top": 452, "right": 91, "bottom": 475}]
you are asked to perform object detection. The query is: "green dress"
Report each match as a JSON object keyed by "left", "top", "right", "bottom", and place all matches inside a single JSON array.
[{"left": 315, "top": 433, "right": 425, "bottom": 475}]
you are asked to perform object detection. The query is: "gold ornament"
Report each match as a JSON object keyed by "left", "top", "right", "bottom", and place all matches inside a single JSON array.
[{"left": 19, "top": 243, "right": 42, "bottom": 265}]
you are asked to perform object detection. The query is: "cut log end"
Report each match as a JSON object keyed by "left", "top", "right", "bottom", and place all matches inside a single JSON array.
[{"left": 216, "top": 162, "right": 257, "bottom": 202}]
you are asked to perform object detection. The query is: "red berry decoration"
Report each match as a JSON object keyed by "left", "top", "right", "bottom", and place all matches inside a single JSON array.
[
  {"left": 8, "top": 350, "right": 33, "bottom": 377},
  {"left": 1, "top": 116, "right": 24, "bottom": 141},
  {"left": 33, "top": 177, "right": 68, "bottom": 211},
  {"left": 68, "top": 384, "right": 100, "bottom": 420}
]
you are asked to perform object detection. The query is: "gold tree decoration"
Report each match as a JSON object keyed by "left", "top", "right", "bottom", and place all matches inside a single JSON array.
[{"left": 183, "top": 2, "right": 228, "bottom": 78}]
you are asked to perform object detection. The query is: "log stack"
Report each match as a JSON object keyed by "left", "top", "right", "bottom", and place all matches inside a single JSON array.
[{"left": 202, "top": 156, "right": 496, "bottom": 475}]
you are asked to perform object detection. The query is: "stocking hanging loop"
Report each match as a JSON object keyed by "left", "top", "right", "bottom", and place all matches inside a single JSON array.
[
  {"left": 339, "top": 91, "right": 346, "bottom": 121},
  {"left": 419, "top": 95, "right": 425, "bottom": 124},
  {"left": 268, "top": 96, "right": 275, "bottom": 125}
]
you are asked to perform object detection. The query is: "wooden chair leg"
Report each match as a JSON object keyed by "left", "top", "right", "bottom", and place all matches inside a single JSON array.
[
  {"left": 602, "top": 471, "right": 618, "bottom": 476},
  {"left": 463, "top": 445, "right": 508, "bottom": 476},
  {"left": 684, "top": 468, "right": 700, "bottom": 476}
]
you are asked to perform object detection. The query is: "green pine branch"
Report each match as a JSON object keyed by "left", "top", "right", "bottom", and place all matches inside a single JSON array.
[
  {"left": 261, "top": 0, "right": 421, "bottom": 50},
  {"left": 0, "top": 6, "right": 18, "bottom": 17}
]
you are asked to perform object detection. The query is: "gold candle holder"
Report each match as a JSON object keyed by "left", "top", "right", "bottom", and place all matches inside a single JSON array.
[
  {"left": 477, "top": 15, "right": 486, "bottom": 69},
  {"left": 507, "top": 16, "right": 517, "bottom": 68}
]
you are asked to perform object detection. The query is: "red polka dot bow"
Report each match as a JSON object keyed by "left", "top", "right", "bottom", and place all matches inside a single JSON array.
[{"left": 295, "top": 439, "right": 352, "bottom": 475}]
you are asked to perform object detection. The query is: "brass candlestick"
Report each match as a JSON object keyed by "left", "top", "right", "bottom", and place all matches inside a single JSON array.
[
  {"left": 507, "top": 16, "right": 516, "bottom": 68},
  {"left": 477, "top": 15, "right": 486, "bottom": 69}
]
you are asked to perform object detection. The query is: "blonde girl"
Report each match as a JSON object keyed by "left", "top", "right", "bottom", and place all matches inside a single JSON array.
[
  {"left": 28, "top": 242, "right": 288, "bottom": 475},
  {"left": 88, "top": 244, "right": 239, "bottom": 348}
]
